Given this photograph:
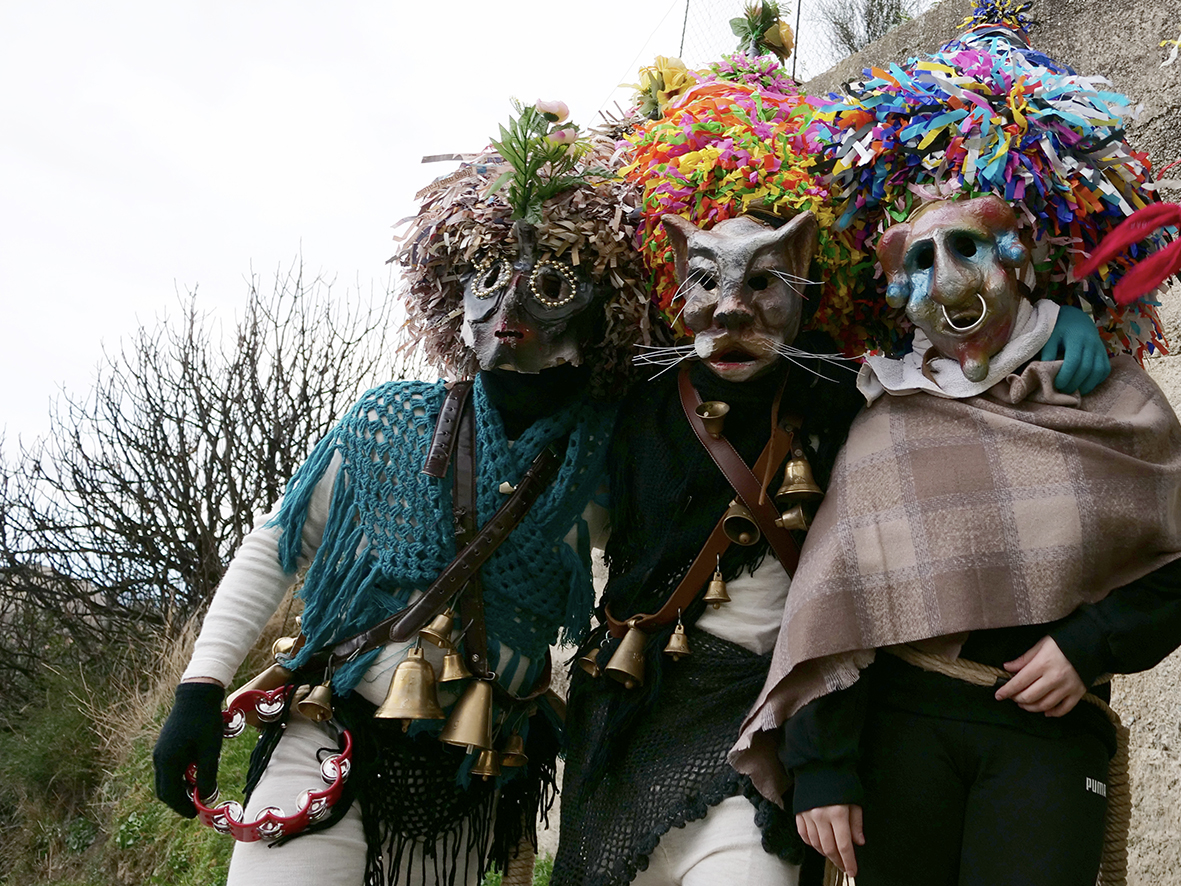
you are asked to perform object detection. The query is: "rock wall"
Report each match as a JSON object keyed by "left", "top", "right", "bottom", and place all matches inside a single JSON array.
[
  {"left": 1122, "top": 281, "right": 1181, "bottom": 885},
  {"left": 803, "top": 0, "right": 1181, "bottom": 198}
]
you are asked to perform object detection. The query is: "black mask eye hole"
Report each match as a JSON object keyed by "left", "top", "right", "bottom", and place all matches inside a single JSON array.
[
  {"left": 952, "top": 234, "right": 978, "bottom": 258},
  {"left": 912, "top": 241, "right": 935, "bottom": 271},
  {"left": 748, "top": 273, "right": 769, "bottom": 291},
  {"left": 690, "top": 269, "right": 718, "bottom": 292},
  {"left": 471, "top": 257, "right": 510, "bottom": 299},
  {"left": 529, "top": 262, "right": 578, "bottom": 308}
]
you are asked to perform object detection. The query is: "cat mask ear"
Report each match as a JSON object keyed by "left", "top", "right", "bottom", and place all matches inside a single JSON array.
[
  {"left": 660, "top": 214, "right": 700, "bottom": 285},
  {"left": 662, "top": 211, "right": 818, "bottom": 281},
  {"left": 773, "top": 211, "right": 819, "bottom": 278}
]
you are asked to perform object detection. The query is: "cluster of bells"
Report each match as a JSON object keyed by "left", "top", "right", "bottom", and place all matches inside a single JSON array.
[
  {"left": 235, "top": 614, "right": 525, "bottom": 781},
  {"left": 577, "top": 401, "right": 823, "bottom": 692}
]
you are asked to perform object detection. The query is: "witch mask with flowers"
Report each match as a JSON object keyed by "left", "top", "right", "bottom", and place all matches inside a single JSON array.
[{"left": 458, "top": 100, "right": 612, "bottom": 373}]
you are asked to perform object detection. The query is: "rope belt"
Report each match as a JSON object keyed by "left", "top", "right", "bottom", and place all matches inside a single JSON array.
[
  {"left": 820, "top": 644, "right": 1131, "bottom": 886},
  {"left": 885, "top": 645, "right": 1129, "bottom": 886}
]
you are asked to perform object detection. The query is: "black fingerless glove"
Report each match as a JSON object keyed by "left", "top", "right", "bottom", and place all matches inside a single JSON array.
[{"left": 152, "top": 682, "right": 226, "bottom": 818}]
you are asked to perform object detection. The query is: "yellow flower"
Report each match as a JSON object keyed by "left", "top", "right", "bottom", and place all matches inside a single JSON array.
[
  {"left": 628, "top": 55, "right": 696, "bottom": 118},
  {"left": 761, "top": 20, "right": 795, "bottom": 60}
]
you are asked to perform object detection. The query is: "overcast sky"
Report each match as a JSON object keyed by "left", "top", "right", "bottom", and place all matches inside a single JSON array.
[{"left": 0, "top": 1, "right": 844, "bottom": 453}]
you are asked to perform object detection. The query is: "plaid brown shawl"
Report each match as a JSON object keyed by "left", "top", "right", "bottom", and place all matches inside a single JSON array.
[{"left": 731, "top": 356, "right": 1181, "bottom": 803}]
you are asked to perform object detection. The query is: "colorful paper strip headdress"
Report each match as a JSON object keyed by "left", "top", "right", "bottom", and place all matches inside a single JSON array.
[{"left": 806, "top": 0, "right": 1173, "bottom": 360}]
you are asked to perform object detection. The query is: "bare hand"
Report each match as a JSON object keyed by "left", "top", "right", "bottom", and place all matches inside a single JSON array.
[
  {"left": 796, "top": 804, "right": 864, "bottom": 876},
  {"left": 995, "top": 636, "right": 1086, "bottom": 717}
]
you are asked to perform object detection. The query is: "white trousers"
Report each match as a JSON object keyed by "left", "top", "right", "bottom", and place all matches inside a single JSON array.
[
  {"left": 226, "top": 716, "right": 485, "bottom": 886},
  {"left": 630, "top": 796, "right": 801, "bottom": 886}
]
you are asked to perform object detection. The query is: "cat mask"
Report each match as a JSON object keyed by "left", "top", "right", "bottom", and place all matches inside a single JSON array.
[
  {"left": 877, "top": 195, "right": 1031, "bottom": 382},
  {"left": 661, "top": 212, "right": 819, "bottom": 382}
]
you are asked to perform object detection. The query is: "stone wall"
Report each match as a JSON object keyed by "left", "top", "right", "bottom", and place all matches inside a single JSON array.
[
  {"left": 1122, "top": 281, "right": 1181, "bottom": 885},
  {"left": 803, "top": 0, "right": 1181, "bottom": 199}
]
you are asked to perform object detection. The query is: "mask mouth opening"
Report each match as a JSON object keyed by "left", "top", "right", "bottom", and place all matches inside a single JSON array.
[
  {"left": 714, "top": 348, "right": 759, "bottom": 364},
  {"left": 494, "top": 328, "right": 525, "bottom": 340},
  {"left": 940, "top": 294, "right": 988, "bottom": 334}
]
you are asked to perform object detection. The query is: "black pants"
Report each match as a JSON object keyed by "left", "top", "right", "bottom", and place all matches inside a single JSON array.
[{"left": 854, "top": 707, "right": 1110, "bottom": 886}]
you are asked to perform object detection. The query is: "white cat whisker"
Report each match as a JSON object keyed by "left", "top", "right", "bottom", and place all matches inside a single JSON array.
[
  {"left": 632, "top": 343, "right": 697, "bottom": 368},
  {"left": 770, "top": 342, "right": 860, "bottom": 379},
  {"left": 669, "top": 278, "right": 694, "bottom": 303},
  {"left": 648, "top": 356, "right": 692, "bottom": 380},
  {"left": 769, "top": 270, "right": 815, "bottom": 293},
  {"left": 777, "top": 342, "right": 858, "bottom": 368}
]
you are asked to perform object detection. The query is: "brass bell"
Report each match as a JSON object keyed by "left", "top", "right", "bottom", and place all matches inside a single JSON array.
[
  {"left": 471, "top": 748, "right": 502, "bottom": 780},
  {"left": 774, "top": 454, "right": 823, "bottom": 507},
  {"left": 500, "top": 733, "right": 528, "bottom": 767},
  {"left": 703, "top": 569, "right": 731, "bottom": 609},
  {"left": 695, "top": 401, "right": 730, "bottom": 438},
  {"left": 291, "top": 684, "right": 312, "bottom": 707},
  {"left": 296, "top": 681, "right": 334, "bottom": 722},
  {"left": 603, "top": 623, "right": 647, "bottom": 689},
  {"left": 439, "top": 679, "right": 494, "bottom": 751},
  {"left": 775, "top": 504, "right": 811, "bottom": 532},
  {"left": 663, "top": 623, "right": 692, "bottom": 661},
  {"left": 271, "top": 635, "right": 298, "bottom": 658},
  {"left": 375, "top": 646, "right": 445, "bottom": 724},
  {"left": 439, "top": 648, "right": 472, "bottom": 683},
  {"left": 225, "top": 663, "right": 295, "bottom": 710},
  {"left": 577, "top": 646, "right": 603, "bottom": 678},
  {"left": 722, "top": 499, "right": 761, "bottom": 546},
  {"left": 419, "top": 609, "right": 456, "bottom": 648}
]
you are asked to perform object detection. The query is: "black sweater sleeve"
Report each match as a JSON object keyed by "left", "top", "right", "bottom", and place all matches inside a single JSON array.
[
  {"left": 1050, "top": 556, "right": 1181, "bottom": 687},
  {"left": 779, "top": 672, "right": 871, "bottom": 815}
]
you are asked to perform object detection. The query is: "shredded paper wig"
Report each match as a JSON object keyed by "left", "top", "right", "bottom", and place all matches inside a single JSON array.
[{"left": 393, "top": 128, "right": 655, "bottom": 397}]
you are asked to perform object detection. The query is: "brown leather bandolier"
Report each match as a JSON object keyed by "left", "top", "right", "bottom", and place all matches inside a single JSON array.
[{"left": 605, "top": 364, "right": 801, "bottom": 638}]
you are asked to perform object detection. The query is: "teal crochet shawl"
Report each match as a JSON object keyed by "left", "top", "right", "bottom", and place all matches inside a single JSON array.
[{"left": 272, "top": 377, "right": 614, "bottom": 692}]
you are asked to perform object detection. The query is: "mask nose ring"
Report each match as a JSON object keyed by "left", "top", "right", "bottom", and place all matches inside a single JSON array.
[{"left": 939, "top": 293, "right": 989, "bottom": 334}]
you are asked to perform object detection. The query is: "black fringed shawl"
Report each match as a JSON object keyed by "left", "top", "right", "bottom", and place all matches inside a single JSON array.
[{"left": 553, "top": 347, "right": 862, "bottom": 886}]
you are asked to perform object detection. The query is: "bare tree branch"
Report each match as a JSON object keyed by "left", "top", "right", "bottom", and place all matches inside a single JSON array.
[
  {"left": 0, "top": 264, "right": 423, "bottom": 700},
  {"left": 816, "top": 0, "right": 920, "bottom": 57}
]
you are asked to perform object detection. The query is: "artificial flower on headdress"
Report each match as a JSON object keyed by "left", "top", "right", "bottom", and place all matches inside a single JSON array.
[
  {"left": 807, "top": 0, "right": 1173, "bottom": 362},
  {"left": 535, "top": 99, "right": 570, "bottom": 122},
  {"left": 627, "top": 56, "right": 697, "bottom": 120},
  {"left": 704, "top": 51, "right": 799, "bottom": 95},
  {"left": 485, "top": 99, "right": 609, "bottom": 226},
  {"left": 730, "top": 1, "right": 795, "bottom": 61}
]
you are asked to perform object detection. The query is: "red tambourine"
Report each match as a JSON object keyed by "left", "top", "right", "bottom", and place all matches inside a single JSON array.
[{"left": 184, "top": 685, "right": 353, "bottom": 842}]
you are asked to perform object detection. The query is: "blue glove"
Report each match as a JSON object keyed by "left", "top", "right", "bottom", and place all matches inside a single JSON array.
[
  {"left": 1040, "top": 304, "right": 1110, "bottom": 395},
  {"left": 153, "top": 682, "right": 225, "bottom": 817}
]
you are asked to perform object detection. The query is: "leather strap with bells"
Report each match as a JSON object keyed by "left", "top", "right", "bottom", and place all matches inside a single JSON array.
[
  {"left": 421, "top": 380, "right": 475, "bottom": 479},
  {"left": 604, "top": 389, "right": 796, "bottom": 639},
  {"left": 449, "top": 386, "right": 557, "bottom": 702},
  {"left": 677, "top": 364, "right": 801, "bottom": 576}
]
